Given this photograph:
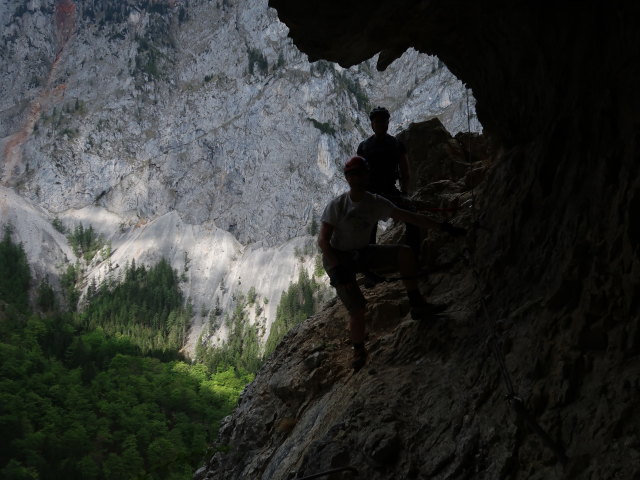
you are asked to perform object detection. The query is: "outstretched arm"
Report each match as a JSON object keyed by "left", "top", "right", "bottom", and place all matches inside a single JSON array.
[
  {"left": 390, "top": 207, "right": 467, "bottom": 236},
  {"left": 390, "top": 207, "right": 440, "bottom": 230}
]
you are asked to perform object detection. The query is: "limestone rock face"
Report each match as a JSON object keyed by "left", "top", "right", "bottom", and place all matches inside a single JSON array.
[
  {"left": 0, "top": 186, "right": 76, "bottom": 298},
  {"left": 202, "top": 1, "right": 640, "bottom": 478},
  {"left": 1, "top": 0, "right": 479, "bottom": 245},
  {"left": 0, "top": 0, "right": 479, "bottom": 351}
]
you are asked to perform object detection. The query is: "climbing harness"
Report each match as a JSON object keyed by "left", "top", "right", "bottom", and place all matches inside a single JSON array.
[
  {"left": 462, "top": 88, "right": 568, "bottom": 465},
  {"left": 296, "top": 466, "right": 359, "bottom": 479}
]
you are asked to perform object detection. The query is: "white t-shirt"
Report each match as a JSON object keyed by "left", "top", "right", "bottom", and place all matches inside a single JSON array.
[{"left": 321, "top": 191, "right": 395, "bottom": 251}]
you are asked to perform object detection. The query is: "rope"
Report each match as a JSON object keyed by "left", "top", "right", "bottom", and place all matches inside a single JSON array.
[
  {"left": 480, "top": 297, "right": 516, "bottom": 398},
  {"left": 483, "top": 297, "right": 568, "bottom": 463},
  {"left": 476, "top": 288, "right": 569, "bottom": 464},
  {"left": 462, "top": 89, "right": 568, "bottom": 464}
]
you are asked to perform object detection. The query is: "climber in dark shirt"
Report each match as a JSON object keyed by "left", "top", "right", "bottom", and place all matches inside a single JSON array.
[
  {"left": 357, "top": 106, "right": 410, "bottom": 195},
  {"left": 357, "top": 107, "right": 421, "bottom": 278}
]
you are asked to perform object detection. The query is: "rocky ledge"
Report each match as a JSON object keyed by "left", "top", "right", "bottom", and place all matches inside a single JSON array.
[{"left": 197, "top": 117, "right": 639, "bottom": 479}]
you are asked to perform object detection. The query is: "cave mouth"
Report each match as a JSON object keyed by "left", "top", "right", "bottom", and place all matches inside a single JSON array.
[
  {"left": 311, "top": 46, "right": 484, "bottom": 139},
  {"left": 267, "top": 0, "right": 640, "bottom": 362}
]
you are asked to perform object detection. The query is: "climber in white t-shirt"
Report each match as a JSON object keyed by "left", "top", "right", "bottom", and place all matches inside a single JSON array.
[{"left": 318, "top": 156, "right": 464, "bottom": 371}]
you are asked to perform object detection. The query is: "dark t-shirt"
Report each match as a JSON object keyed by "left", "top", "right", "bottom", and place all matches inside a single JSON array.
[{"left": 357, "top": 133, "right": 406, "bottom": 194}]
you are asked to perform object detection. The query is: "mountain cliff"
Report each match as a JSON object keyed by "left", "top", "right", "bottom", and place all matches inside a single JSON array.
[
  {"left": 195, "top": 1, "right": 640, "bottom": 478},
  {"left": 0, "top": 0, "right": 479, "bottom": 350}
]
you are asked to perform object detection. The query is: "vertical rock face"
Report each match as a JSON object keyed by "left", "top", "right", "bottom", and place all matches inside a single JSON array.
[
  {"left": 0, "top": 0, "right": 478, "bottom": 349},
  {"left": 195, "top": 1, "right": 640, "bottom": 478},
  {"left": 1, "top": 0, "right": 478, "bottom": 244}
]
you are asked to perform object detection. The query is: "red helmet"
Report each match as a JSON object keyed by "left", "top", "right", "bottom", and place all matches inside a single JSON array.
[{"left": 343, "top": 156, "right": 369, "bottom": 174}]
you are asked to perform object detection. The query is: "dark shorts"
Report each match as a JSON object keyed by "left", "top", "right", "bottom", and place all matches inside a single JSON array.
[{"left": 323, "top": 245, "right": 405, "bottom": 312}]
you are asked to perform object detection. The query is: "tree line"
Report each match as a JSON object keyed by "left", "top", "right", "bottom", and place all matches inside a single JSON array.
[
  {"left": 1, "top": 223, "right": 330, "bottom": 479},
  {"left": 0, "top": 229, "right": 251, "bottom": 479},
  {"left": 196, "top": 267, "right": 330, "bottom": 372},
  {"left": 264, "top": 268, "right": 327, "bottom": 357},
  {"left": 81, "top": 258, "right": 190, "bottom": 357}
]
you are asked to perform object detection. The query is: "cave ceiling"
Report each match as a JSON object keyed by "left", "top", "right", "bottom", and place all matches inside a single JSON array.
[{"left": 269, "top": 0, "right": 640, "bottom": 148}]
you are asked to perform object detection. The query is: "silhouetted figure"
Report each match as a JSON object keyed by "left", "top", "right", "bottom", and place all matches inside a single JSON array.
[
  {"left": 357, "top": 107, "right": 421, "bottom": 260},
  {"left": 318, "top": 156, "right": 459, "bottom": 372}
]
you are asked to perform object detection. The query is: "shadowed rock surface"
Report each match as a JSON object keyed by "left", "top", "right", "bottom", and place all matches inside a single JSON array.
[
  {"left": 198, "top": 2, "right": 640, "bottom": 477},
  {"left": 197, "top": 119, "right": 639, "bottom": 479}
]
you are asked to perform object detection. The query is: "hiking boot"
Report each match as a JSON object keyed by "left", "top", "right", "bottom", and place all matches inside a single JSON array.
[
  {"left": 409, "top": 297, "right": 448, "bottom": 320},
  {"left": 352, "top": 345, "right": 368, "bottom": 371}
]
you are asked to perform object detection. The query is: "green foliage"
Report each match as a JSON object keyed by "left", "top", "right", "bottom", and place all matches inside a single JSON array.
[
  {"left": 36, "top": 278, "right": 56, "bottom": 312},
  {"left": 307, "top": 117, "right": 336, "bottom": 136},
  {"left": 197, "top": 297, "right": 262, "bottom": 375},
  {"left": 136, "top": 38, "right": 161, "bottom": 78},
  {"left": 73, "top": 98, "right": 87, "bottom": 114},
  {"left": 68, "top": 223, "right": 104, "bottom": 261},
  {"left": 183, "top": 250, "right": 191, "bottom": 272},
  {"left": 60, "top": 127, "right": 79, "bottom": 139},
  {"left": 264, "top": 269, "right": 324, "bottom": 357},
  {"left": 0, "top": 225, "right": 30, "bottom": 314},
  {"left": 40, "top": 99, "right": 86, "bottom": 134},
  {"left": 247, "top": 286, "right": 257, "bottom": 305},
  {"left": 178, "top": 6, "right": 188, "bottom": 23},
  {"left": 307, "top": 217, "right": 319, "bottom": 236},
  {"left": 81, "top": 258, "right": 189, "bottom": 355},
  {"left": 60, "top": 263, "right": 81, "bottom": 312},
  {"left": 51, "top": 217, "right": 66, "bottom": 234},
  {"left": 336, "top": 72, "right": 370, "bottom": 111},
  {"left": 213, "top": 297, "right": 222, "bottom": 316},
  {"left": 313, "top": 253, "right": 325, "bottom": 277},
  {"left": 248, "top": 48, "right": 268, "bottom": 75},
  {"left": 100, "top": 241, "right": 112, "bottom": 261},
  {"left": 134, "top": 33, "right": 173, "bottom": 80},
  {"left": 0, "top": 232, "right": 247, "bottom": 479},
  {"left": 0, "top": 314, "right": 241, "bottom": 480}
]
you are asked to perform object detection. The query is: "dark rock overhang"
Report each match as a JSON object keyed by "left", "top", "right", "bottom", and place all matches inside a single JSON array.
[
  {"left": 268, "top": 0, "right": 640, "bottom": 347},
  {"left": 269, "top": 1, "right": 640, "bottom": 148},
  {"left": 199, "top": 4, "right": 640, "bottom": 479}
]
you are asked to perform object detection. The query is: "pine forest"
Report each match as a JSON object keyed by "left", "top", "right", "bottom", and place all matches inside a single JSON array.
[{"left": 0, "top": 226, "right": 325, "bottom": 479}]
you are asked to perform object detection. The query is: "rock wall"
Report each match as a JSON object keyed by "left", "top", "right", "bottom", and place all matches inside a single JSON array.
[
  {"left": 1, "top": 0, "right": 480, "bottom": 351},
  {"left": 198, "top": 1, "right": 640, "bottom": 478},
  {"left": 198, "top": 119, "right": 639, "bottom": 480},
  {"left": 1, "top": 0, "right": 479, "bottom": 245}
]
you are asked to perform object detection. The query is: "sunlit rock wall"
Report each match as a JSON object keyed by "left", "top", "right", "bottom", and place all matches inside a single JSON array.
[{"left": 1, "top": 0, "right": 480, "bottom": 352}]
